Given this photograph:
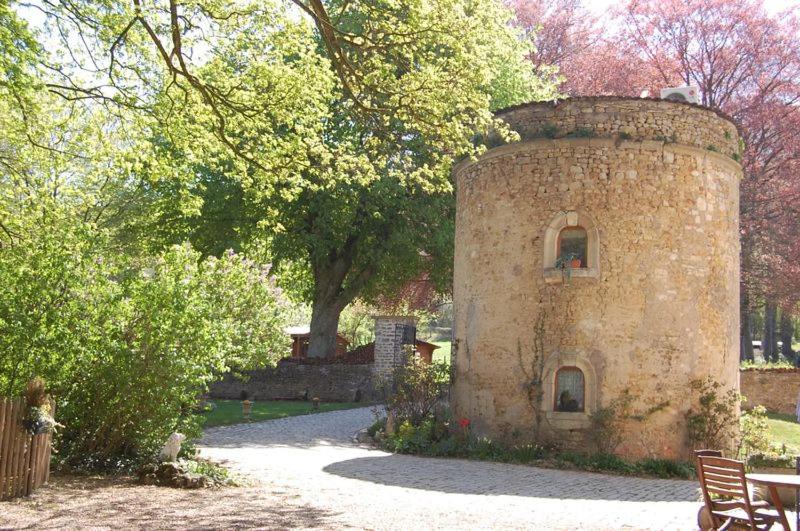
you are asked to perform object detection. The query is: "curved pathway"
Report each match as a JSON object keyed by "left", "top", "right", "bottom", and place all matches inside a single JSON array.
[{"left": 199, "top": 407, "right": 700, "bottom": 530}]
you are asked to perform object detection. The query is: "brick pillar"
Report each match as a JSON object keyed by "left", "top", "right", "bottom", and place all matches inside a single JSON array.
[{"left": 372, "top": 316, "right": 417, "bottom": 381}]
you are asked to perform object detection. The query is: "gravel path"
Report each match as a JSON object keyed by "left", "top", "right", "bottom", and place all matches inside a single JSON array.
[
  {"left": 2, "top": 407, "right": 704, "bottom": 530},
  {"left": 198, "top": 407, "right": 701, "bottom": 530}
]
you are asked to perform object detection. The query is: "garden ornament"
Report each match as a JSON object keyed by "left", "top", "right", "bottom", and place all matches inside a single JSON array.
[{"left": 160, "top": 432, "right": 186, "bottom": 462}]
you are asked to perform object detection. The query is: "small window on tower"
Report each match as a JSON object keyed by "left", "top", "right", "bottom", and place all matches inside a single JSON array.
[
  {"left": 555, "top": 367, "right": 585, "bottom": 412},
  {"left": 558, "top": 226, "right": 588, "bottom": 268}
]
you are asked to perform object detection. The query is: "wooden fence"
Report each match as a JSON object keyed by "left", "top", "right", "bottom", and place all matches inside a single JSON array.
[{"left": 0, "top": 397, "right": 55, "bottom": 500}]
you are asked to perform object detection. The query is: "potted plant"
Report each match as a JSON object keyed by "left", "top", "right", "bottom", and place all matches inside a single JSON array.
[
  {"left": 240, "top": 390, "right": 252, "bottom": 419},
  {"left": 555, "top": 253, "right": 579, "bottom": 282}
]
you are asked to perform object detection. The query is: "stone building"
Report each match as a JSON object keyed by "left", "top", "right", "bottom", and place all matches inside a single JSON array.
[{"left": 451, "top": 96, "right": 742, "bottom": 459}]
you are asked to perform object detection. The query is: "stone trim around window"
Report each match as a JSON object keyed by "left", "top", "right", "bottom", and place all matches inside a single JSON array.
[
  {"left": 543, "top": 210, "right": 600, "bottom": 284},
  {"left": 541, "top": 351, "right": 597, "bottom": 429}
]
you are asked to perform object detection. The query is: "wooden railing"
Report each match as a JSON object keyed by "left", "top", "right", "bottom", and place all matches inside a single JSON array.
[{"left": 0, "top": 397, "right": 55, "bottom": 500}]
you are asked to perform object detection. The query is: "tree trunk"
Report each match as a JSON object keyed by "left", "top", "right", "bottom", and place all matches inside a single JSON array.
[
  {"left": 740, "top": 291, "right": 754, "bottom": 362},
  {"left": 763, "top": 303, "right": 778, "bottom": 362},
  {"left": 307, "top": 297, "right": 343, "bottom": 358},
  {"left": 780, "top": 312, "right": 795, "bottom": 362},
  {"left": 304, "top": 229, "right": 375, "bottom": 358},
  {"left": 741, "top": 313, "right": 755, "bottom": 362}
]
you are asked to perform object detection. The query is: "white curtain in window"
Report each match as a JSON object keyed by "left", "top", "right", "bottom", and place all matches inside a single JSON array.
[{"left": 556, "top": 369, "right": 584, "bottom": 411}]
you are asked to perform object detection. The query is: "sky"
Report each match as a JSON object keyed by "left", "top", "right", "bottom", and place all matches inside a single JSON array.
[{"left": 584, "top": 0, "right": 800, "bottom": 14}]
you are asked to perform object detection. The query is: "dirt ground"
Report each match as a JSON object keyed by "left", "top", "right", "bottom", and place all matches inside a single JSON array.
[{"left": 0, "top": 475, "right": 345, "bottom": 530}]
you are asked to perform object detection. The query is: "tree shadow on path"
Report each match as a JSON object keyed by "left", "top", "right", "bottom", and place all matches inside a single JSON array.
[
  {"left": 323, "top": 454, "right": 698, "bottom": 502},
  {"left": 2, "top": 475, "right": 343, "bottom": 530}
]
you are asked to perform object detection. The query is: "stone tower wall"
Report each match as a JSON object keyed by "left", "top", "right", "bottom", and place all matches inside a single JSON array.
[
  {"left": 495, "top": 96, "right": 740, "bottom": 159},
  {"left": 451, "top": 97, "right": 742, "bottom": 460}
]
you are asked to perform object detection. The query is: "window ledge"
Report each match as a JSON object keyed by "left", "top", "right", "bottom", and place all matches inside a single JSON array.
[
  {"left": 543, "top": 267, "right": 599, "bottom": 284},
  {"left": 545, "top": 410, "right": 592, "bottom": 429}
]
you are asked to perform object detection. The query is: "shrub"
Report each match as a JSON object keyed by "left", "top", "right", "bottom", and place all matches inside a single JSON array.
[
  {"left": 748, "top": 452, "right": 795, "bottom": 469},
  {"left": 384, "top": 356, "right": 449, "bottom": 426},
  {"left": 385, "top": 418, "right": 441, "bottom": 454},
  {"left": 636, "top": 458, "right": 694, "bottom": 478},
  {"left": 137, "top": 458, "right": 245, "bottom": 488},
  {"left": 367, "top": 417, "right": 386, "bottom": 437},
  {"left": 556, "top": 452, "right": 635, "bottom": 475},
  {"left": 2, "top": 242, "right": 290, "bottom": 471},
  {"left": 540, "top": 123, "right": 559, "bottom": 139},
  {"left": 375, "top": 410, "right": 691, "bottom": 479},
  {"left": 589, "top": 392, "right": 633, "bottom": 453},
  {"left": 739, "top": 405, "right": 771, "bottom": 459},
  {"left": 685, "top": 378, "right": 740, "bottom": 452},
  {"left": 589, "top": 390, "right": 669, "bottom": 454},
  {"left": 566, "top": 127, "right": 593, "bottom": 138}
]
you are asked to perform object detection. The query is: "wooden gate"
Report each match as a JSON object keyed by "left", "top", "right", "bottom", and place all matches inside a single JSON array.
[{"left": 0, "top": 397, "right": 55, "bottom": 500}]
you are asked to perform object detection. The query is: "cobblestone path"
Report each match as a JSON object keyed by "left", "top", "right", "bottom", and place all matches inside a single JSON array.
[{"left": 198, "top": 407, "right": 701, "bottom": 530}]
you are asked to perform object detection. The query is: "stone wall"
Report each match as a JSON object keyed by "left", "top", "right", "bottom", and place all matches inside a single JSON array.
[
  {"left": 451, "top": 97, "right": 742, "bottom": 460},
  {"left": 495, "top": 96, "right": 740, "bottom": 160},
  {"left": 373, "top": 316, "right": 417, "bottom": 380},
  {"left": 741, "top": 369, "right": 800, "bottom": 415},
  {"left": 209, "top": 359, "right": 375, "bottom": 403}
]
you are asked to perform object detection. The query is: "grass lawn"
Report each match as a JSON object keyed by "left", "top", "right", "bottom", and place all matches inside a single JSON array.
[
  {"left": 765, "top": 412, "right": 800, "bottom": 453},
  {"left": 200, "top": 399, "right": 364, "bottom": 427},
  {"left": 432, "top": 341, "right": 451, "bottom": 365}
]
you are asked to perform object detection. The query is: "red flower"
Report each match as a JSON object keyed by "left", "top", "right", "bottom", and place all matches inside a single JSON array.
[{"left": 458, "top": 418, "right": 471, "bottom": 428}]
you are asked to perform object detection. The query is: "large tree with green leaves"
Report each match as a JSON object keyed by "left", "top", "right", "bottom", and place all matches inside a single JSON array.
[{"left": 18, "top": 0, "right": 557, "bottom": 356}]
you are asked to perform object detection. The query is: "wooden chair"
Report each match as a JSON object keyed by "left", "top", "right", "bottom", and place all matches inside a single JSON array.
[{"left": 696, "top": 454, "right": 781, "bottom": 531}]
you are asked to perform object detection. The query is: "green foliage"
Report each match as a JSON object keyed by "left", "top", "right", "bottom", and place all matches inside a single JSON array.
[
  {"left": 566, "top": 127, "right": 594, "bottom": 138},
  {"left": 337, "top": 300, "right": 378, "bottom": 347},
  {"left": 138, "top": 458, "right": 247, "bottom": 488},
  {"left": 367, "top": 417, "right": 387, "bottom": 438},
  {"left": 634, "top": 458, "right": 695, "bottom": 478},
  {"left": 737, "top": 407, "right": 796, "bottom": 470},
  {"left": 376, "top": 368, "right": 690, "bottom": 480},
  {"left": 555, "top": 452, "right": 635, "bottom": 474},
  {"left": 706, "top": 144, "right": 719, "bottom": 152},
  {"left": 653, "top": 134, "right": 677, "bottom": 143},
  {"left": 540, "top": 122, "right": 559, "bottom": 139},
  {"left": 618, "top": 131, "right": 633, "bottom": 140},
  {"left": 384, "top": 357, "right": 450, "bottom": 426},
  {"left": 181, "top": 458, "right": 246, "bottom": 487},
  {"left": 0, "top": 0, "right": 561, "bottom": 470},
  {"left": 387, "top": 418, "right": 440, "bottom": 453},
  {"left": 739, "top": 405, "right": 772, "bottom": 459},
  {"left": 377, "top": 413, "right": 692, "bottom": 479},
  {"left": 64, "top": 246, "right": 287, "bottom": 468},
  {"left": 748, "top": 452, "right": 796, "bottom": 469},
  {"left": 8, "top": 0, "right": 561, "bottom": 360},
  {"left": 740, "top": 359, "right": 796, "bottom": 369},
  {"left": 0, "top": 215, "right": 290, "bottom": 469},
  {"left": 590, "top": 390, "right": 669, "bottom": 454},
  {"left": 589, "top": 392, "right": 633, "bottom": 453},
  {"left": 685, "top": 378, "right": 740, "bottom": 452}
]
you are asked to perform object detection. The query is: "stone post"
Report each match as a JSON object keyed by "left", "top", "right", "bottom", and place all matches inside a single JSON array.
[{"left": 372, "top": 316, "right": 417, "bottom": 381}]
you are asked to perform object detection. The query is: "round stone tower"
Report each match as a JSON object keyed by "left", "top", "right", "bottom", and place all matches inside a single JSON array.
[{"left": 451, "top": 96, "right": 742, "bottom": 459}]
